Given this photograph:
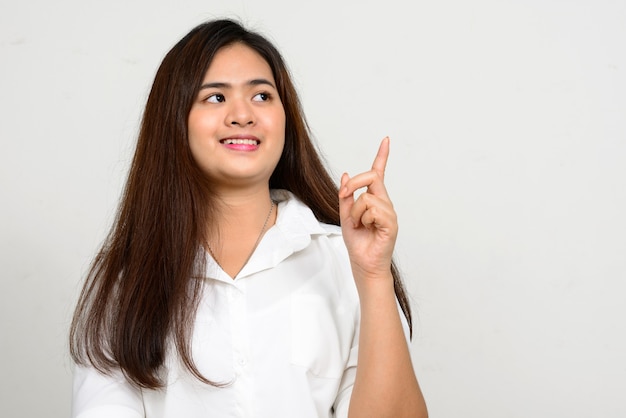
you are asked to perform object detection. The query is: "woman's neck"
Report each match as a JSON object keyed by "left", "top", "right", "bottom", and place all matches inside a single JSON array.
[
  {"left": 213, "top": 187, "right": 274, "bottom": 230},
  {"left": 207, "top": 186, "right": 277, "bottom": 278}
]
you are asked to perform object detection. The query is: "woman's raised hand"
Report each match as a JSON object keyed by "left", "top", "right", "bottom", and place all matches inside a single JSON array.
[{"left": 339, "top": 137, "right": 398, "bottom": 281}]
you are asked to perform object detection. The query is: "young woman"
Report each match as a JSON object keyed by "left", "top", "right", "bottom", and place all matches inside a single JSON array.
[{"left": 70, "top": 19, "right": 427, "bottom": 418}]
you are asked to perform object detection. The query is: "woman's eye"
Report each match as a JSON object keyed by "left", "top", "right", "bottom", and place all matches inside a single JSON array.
[
  {"left": 253, "top": 92, "right": 270, "bottom": 102},
  {"left": 205, "top": 94, "right": 225, "bottom": 103}
]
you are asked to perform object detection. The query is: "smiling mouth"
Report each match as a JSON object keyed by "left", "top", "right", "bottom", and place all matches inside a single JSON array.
[{"left": 220, "top": 138, "right": 260, "bottom": 145}]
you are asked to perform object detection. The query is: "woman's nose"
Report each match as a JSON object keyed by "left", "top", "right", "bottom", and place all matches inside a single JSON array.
[{"left": 227, "top": 99, "right": 254, "bottom": 127}]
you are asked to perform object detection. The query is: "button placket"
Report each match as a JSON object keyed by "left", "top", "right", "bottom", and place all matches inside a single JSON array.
[
  {"left": 227, "top": 282, "right": 255, "bottom": 416},
  {"left": 229, "top": 285, "right": 247, "bottom": 371}
]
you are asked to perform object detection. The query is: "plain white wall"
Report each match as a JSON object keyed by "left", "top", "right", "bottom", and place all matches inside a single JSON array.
[{"left": 1, "top": 0, "right": 625, "bottom": 416}]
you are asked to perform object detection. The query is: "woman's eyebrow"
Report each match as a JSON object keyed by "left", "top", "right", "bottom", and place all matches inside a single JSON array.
[
  {"left": 199, "top": 78, "right": 276, "bottom": 90},
  {"left": 248, "top": 78, "right": 276, "bottom": 88}
]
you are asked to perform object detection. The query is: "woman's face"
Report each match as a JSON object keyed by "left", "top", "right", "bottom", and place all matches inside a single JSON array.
[{"left": 187, "top": 43, "right": 286, "bottom": 191}]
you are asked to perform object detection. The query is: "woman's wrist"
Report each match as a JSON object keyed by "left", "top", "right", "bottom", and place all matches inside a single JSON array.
[{"left": 351, "top": 269, "right": 396, "bottom": 303}]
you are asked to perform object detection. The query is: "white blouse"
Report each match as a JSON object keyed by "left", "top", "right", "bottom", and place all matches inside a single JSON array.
[{"left": 72, "top": 190, "right": 410, "bottom": 418}]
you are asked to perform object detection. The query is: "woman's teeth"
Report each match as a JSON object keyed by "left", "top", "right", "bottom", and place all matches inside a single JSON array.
[{"left": 221, "top": 139, "right": 258, "bottom": 145}]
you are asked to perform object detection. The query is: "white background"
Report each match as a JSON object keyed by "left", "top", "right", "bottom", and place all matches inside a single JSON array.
[{"left": 1, "top": 1, "right": 625, "bottom": 416}]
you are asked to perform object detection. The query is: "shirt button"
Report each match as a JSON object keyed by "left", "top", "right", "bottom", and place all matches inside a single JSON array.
[{"left": 238, "top": 357, "right": 247, "bottom": 366}]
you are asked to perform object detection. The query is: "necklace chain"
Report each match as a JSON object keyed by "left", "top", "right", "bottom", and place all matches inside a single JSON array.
[{"left": 207, "top": 200, "right": 276, "bottom": 277}]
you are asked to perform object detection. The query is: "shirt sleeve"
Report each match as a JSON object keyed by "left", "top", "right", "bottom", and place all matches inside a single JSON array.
[
  {"left": 332, "top": 297, "right": 412, "bottom": 418},
  {"left": 72, "top": 365, "right": 145, "bottom": 418},
  {"left": 332, "top": 340, "right": 358, "bottom": 418}
]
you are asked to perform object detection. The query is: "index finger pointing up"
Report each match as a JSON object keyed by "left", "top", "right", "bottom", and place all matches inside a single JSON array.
[{"left": 372, "top": 137, "right": 391, "bottom": 179}]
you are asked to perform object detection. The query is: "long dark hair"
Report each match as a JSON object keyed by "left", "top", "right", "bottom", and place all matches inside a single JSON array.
[{"left": 70, "top": 19, "right": 413, "bottom": 389}]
